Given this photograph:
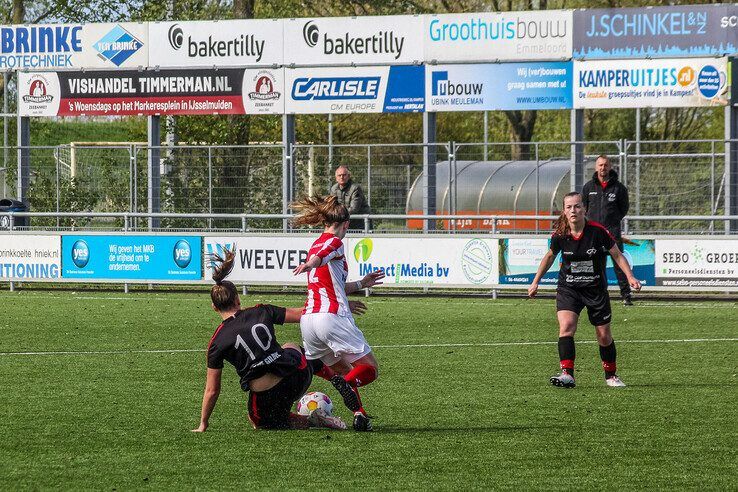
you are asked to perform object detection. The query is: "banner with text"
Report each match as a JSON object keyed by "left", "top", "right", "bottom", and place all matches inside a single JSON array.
[
  {"left": 498, "top": 238, "right": 655, "bottom": 286},
  {"left": 204, "top": 236, "right": 313, "bottom": 284},
  {"left": 655, "top": 239, "right": 738, "bottom": 287},
  {"left": 348, "top": 237, "right": 499, "bottom": 286},
  {"left": 574, "top": 58, "right": 728, "bottom": 109},
  {"left": 0, "top": 235, "right": 61, "bottom": 280},
  {"left": 18, "top": 68, "right": 284, "bottom": 116},
  {"left": 573, "top": 5, "right": 738, "bottom": 59},
  {"left": 426, "top": 62, "right": 572, "bottom": 111},
  {"left": 149, "top": 19, "right": 283, "bottom": 68},
  {"left": 285, "top": 65, "right": 424, "bottom": 114},
  {"left": 424, "top": 11, "right": 572, "bottom": 63},
  {"left": 61, "top": 235, "right": 202, "bottom": 281},
  {"left": 284, "top": 15, "right": 423, "bottom": 66},
  {"left": 0, "top": 23, "right": 148, "bottom": 70}
]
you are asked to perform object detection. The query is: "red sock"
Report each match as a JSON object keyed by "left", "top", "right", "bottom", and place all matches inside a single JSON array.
[
  {"left": 344, "top": 364, "right": 377, "bottom": 388},
  {"left": 560, "top": 359, "right": 575, "bottom": 376},
  {"left": 314, "top": 365, "right": 336, "bottom": 381}
]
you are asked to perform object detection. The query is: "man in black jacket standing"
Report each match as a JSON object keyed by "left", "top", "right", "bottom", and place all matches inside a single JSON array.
[
  {"left": 331, "top": 165, "right": 372, "bottom": 230},
  {"left": 581, "top": 155, "right": 633, "bottom": 305}
]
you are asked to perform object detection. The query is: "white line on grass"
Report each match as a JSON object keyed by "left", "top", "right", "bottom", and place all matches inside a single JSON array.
[
  {"left": 0, "top": 294, "right": 736, "bottom": 309},
  {"left": 1, "top": 338, "right": 736, "bottom": 357}
]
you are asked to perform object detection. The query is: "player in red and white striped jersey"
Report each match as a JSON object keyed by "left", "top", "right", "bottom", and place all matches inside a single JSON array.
[{"left": 293, "top": 195, "right": 385, "bottom": 432}]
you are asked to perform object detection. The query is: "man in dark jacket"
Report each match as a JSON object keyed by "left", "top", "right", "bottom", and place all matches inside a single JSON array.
[
  {"left": 581, "top": 155, "right": 633, "bottom": 305},
  {"left": 330, "top": 165, "right": 372, "bottom": 230}
]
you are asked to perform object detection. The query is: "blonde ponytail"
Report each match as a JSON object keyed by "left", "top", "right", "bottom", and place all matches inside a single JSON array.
[{"left": 292, "top": 195, "right": 350, "bottom": 227}]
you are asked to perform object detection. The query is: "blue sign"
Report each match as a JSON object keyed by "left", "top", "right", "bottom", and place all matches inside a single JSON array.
[
  {"left": 574, "top": 5, "right": 738, "bottom": 59},
  {"left": 93, "top": 25, "right": 143, "bottom": 67},
  {"left": 286, "top": 65, "right": 424, "bottom": 114},
  {"left": 62, "top": 235, "right": 202, "bottom": 281},
  {"left": 426, "top": 62, "right": 572, "bottom": 112},
  {"left": 499, "top": 238, "right": 655, "bottom": 286}
]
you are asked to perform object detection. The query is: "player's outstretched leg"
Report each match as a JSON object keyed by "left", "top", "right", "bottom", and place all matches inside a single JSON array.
[{"left": 331, "top": 354, "right": 378, "bottom": 432}]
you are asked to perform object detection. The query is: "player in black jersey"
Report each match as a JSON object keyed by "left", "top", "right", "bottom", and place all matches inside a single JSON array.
[
  {"left": 528, "top": 192, "right": 641, "bottom": 388},
  {"left": 192, "top": 248, "right": 347, "bottom": 432}
]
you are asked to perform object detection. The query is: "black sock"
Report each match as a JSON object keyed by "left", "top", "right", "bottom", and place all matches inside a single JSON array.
[
  {"left": 558, "top": 336, "right": 575, "bottom": 376},
  {"left": 599, "top": 341, "right": 617, "bottom": 379}
]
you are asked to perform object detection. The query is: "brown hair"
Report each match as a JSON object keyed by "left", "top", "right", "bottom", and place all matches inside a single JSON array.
[
  {"left": 292, "top": 195, "right": 349, "bottom": 227},
  {"left": 209, "top": 246, "right": 238, "bottom": 311},
  {"left": 553, "top": 192, "right": 583, "bottom": 236}
]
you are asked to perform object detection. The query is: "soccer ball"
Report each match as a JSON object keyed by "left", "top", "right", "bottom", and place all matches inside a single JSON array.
[{"left": 296, "top": 391, "right": 334, "bottom": 416}]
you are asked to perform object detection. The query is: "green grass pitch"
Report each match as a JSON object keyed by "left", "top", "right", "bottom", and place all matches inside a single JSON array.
[{"left": 0, "top": 291, "right": 736, "bottom": 490}]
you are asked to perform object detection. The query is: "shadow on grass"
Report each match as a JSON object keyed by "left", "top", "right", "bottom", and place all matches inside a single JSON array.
[{"left": 375, "top": 423, "right": 569, "bottom": 434}]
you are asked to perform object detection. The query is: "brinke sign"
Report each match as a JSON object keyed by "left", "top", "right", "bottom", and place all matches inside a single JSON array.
[
  {"left": 573, "top": 5, "right": 738, "bottom": 59},
  {"left": 424, "top": 11, "right": 572, "bottom": 63},
  {"left": 0, "top": 23, "right": 148, "bottom": 70}
]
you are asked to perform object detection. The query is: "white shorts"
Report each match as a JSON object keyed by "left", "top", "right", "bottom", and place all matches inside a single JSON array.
[{"left": 300, "top": 313, "right": 372, "bottom": 366}]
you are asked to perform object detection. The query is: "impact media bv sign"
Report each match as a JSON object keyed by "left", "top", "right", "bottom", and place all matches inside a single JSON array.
[
  {"left": 424, "top": 10, "right": 572, "bottom": 63},
  {"left": 574, "top": 57, "right": 728, "bottom": 109},
  {"left": 283, "top": 15, "right": 423, "bottom": 66},
  {"left": 348, "top": 237, "right": 499, "bottom": 287},
  {"left": 61, "top": 235, "right": 202, "bottom": 281}
]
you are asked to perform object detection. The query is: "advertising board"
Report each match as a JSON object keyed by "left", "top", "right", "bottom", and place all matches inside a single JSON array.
[
  {"left": 149, "top": 19, "right": 283, "bottom": 68},
  {"left": 424, "top": 11, "right": 572, "bottom": 63},
  {"left": 61, "top": 235, "right": 202, "bottom": 281},
  {"left": 18, "top": 68, "right": 283, "bottom": 116},
  {"left": 499, "top": 238, "right": 655, "bottom": 287},
  {"left": 573, "top": 5, "right": 738, "bottom": 59},
  {"left": 285, "top": 65, "right": 424, "bottom": 114},
  {"left": 0, "top": 235, "right": 60, "bottom": 280},
  {"left": 0, "top": 23, "right": 148, "bottom": 70},
  {"left": 655, "top": 239, "right": 738, "bottom": 287},
  {"left": 426, "top": 62, "right": 572, "bottom": 111},
  {"left": 284, "top": 15, "right": 423, "bottom": 66},
  {"left": 204, "top": 237, "right": 313, "bottom": 285},
  {"left": 574, "top": 58, "right": 728, "bottom": 109},
  {"left": 348, "top": 236, "right": 499, "bottom": 286}
]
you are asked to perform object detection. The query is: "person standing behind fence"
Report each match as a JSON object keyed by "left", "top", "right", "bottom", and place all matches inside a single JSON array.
[
  {"left": 330, "top": 165, "right": 371, "bottom": 230},
  {"left": 581, "top": 155, "right": 633, "bottom": 305}
]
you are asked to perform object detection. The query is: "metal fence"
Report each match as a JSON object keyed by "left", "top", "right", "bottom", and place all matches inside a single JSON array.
[{"left": 1, "top": 140, "right": 735, "bottom": 234}]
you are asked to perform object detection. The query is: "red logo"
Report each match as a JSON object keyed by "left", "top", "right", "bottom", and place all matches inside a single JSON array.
[
  {"left": 248, "top": 72, "right": 280, "bottom": 101},
  {"left": 23, "top": 76, "right": 53, "bottom": 104}
]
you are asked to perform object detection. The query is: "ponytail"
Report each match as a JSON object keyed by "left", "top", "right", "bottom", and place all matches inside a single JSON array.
[
  {"left": 209, "top": 246, "right": 238, "bottom": 311},
  {"left": 292, "top": 195, "right": 350, "bottom": 227}
]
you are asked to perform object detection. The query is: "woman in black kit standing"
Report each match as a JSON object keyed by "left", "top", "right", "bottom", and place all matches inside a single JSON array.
[{"left": 528, "top": 192, "right": 641, "bottom": 389}]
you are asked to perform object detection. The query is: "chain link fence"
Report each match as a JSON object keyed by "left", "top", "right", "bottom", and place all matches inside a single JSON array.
[{"left": 1, "top": 140, "right": 733, "bottom": 233}]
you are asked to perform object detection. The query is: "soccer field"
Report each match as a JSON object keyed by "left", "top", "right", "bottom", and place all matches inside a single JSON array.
[{"left": 0, "top": 291, "right": 736, "bottom": 490}]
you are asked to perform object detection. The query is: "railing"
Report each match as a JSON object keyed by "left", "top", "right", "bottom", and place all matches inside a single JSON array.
[{"left": 2, "top": 211, "right": 737, "bottom": 235}]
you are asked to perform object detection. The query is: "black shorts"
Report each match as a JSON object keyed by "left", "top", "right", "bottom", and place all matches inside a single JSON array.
[
  {"left": 247, "top": 348, "right": 312, "bottom": 430},
  {"left": 556, "top": 284, "right": 612, "bottom": 326}
]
